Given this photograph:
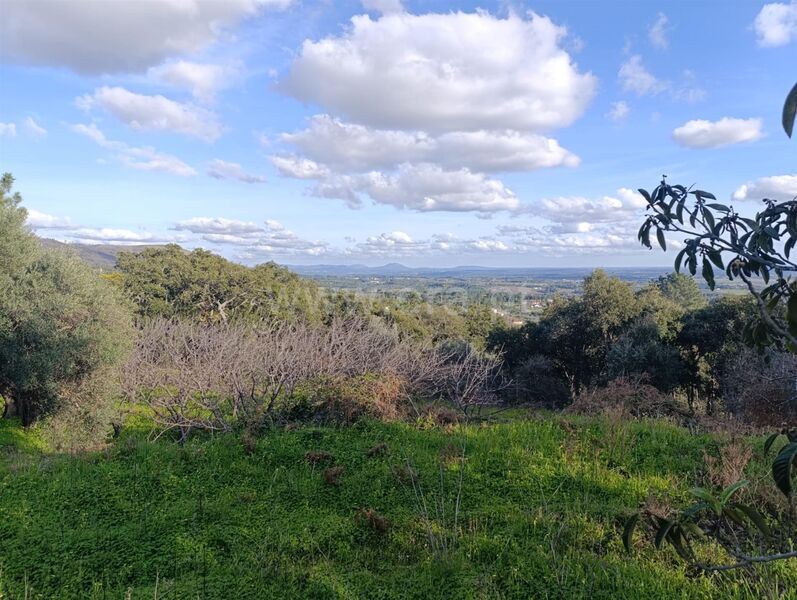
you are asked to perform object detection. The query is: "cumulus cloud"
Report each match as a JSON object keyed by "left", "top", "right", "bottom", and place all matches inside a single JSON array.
[
  {"left": 280, "top": 115, "right": 579, "bottom": 173},
  {"left": 649, "top": 13, "right": 670, "bottom": 49},
  {"left": 0, "top": 122, "right": 16, "bottom": 137},
  {"left": 754, "top": 2, "right": 797, "bottom": 47},
  {"left": 25, "top": 209, "right": 72, "bottom": 229},
  {"left": 606, "top": 101, "right": 630, "bottom": 122},
  {"left": 0, "top": 0, "right": 293, "bottom": 74},
  {"left": 349, "top": 230, "right": 511, "bottom": 257},
  {"left": 170, "top": 216, "right": 328, "bottom": 256},
  {"left": 618, "top": 55, "right": 667, "bottom": 95},
  {"left": 65, "top": 228, "right": 172, "bottom": 245},
  {"left": 732, "top": 175, "right": 797, "bottom": 201},
  {"left": 310, "top": 164, "right": 520, "bottom": 213},
  {"left": 149, "top": 61, "right": 235, "bottom": 103},
  {"left": 207, "top": 159, "right": 266, "bottom": 183},
  {"left": 270, "top": 155, "right": 331, "bottom": 179},
  {"left": 72, "top": 122, "right": 197, "bottom": 177},
  {"left": 282, "top": 11, "right": 596, "bottom": 133},
  {"left": 172, "top": 217, "right": 263, "bottom": 235},
  {"left": 24, "top": 117, "right": 47, "bottom": 138},
  {"left": 77, "top": 86, "right": 222, "bottom": 141},
  {"left": 536, "top": 188, "right": 645, "bottom": 224},
  {"left": 672, "top": 117, "right": 763, "bottom": 148}
]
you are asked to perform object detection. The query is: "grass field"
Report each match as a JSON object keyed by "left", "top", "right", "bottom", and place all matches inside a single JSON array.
[{"left": 1, "top": 415, "right": 795, "bottom": 599}]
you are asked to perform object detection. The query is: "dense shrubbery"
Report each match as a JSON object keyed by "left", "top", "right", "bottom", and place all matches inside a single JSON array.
[
  {"left": 488, "top": 269, "right": 794, "bottom": 422},
  {"left": 0, "top": 174, "right": 133, "bottom": 448}
]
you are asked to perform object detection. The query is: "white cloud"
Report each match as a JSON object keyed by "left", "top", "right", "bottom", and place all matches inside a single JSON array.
[
  {"left": 66, "top": 228, "right": 169, "bottom": 245},
  {"left": 732, "top": 175, "right": 797, "bottom": 201},
  {"left": 281, "top": 115, "right": 579, "bottom": 173},
  {"left": 754, "top": 2, "right": 797, "bottom": 47},
  {"left": 26, "top": 209, "right": 72, "bottom": 229},
  {"left": 0, "top": 0, "right": 293, "bottom": 74},
  {"left": 537, "top": 192, "right": 639, "bottom": 224},
  {"left": 149, "top": 61, "right": 234, "bottom": 103},
  {"left": 282, "top": 11, "right": 596, "bottom": 133},
  {"left": 172, "top": 217, "right": 263, "bottom": 235},
  {"left": 361, "top": 0, "right": 404, "bottom": 14},
  {"left": 649, "top": 13, "right": 669, "bottom": 49},
  {"left": 172, "top": 216, "right": 329, "bottom": 256},
  {"left": 270, "top": 155, "right": 331, "bottom": 179},
  {"left": 468, "top": 239, "right": 509, "bottom": 252},
  {"left": 618, "top": 55, "right": 667, "bottom": 95},
  {"left": 71, "top": 123, "right": 197, "bottom": 177},
  {"left": 672, "top": 117, "right": 763, "bottom": 148},
  {"left": 312, "top": 164, "right": 520, "bottom": 213},
  {"left": 0, "top": 123, "right": 16, "bottom": 137},
  {"left": 606, "top": 101, "right": 630, "bottom": 122},
  {"left": 207, "top": 159, "right": 266, "bottom": 183},
  {"left": 77, "top": 86, "right": 222, "bottom": 141},
  {"left": 24, "top": 117, "right": 47, "bottom": 138}
]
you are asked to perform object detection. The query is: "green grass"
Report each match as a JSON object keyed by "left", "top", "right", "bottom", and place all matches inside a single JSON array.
[{"left": 0, "top": 416, "right": 794, "bottom": 599}]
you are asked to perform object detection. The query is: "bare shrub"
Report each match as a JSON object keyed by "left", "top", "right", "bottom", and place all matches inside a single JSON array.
[
  {"left": 304, "top": 450, "right": 334, "bottom": 466},
  {"left": 702, "top": 440, "right": 752, "bottom": 490},
  {"left": 322, "top": 465, "right": 345, "bottom": 485},
  {"left": 122, "top": 317, "right": 505, "bottom": 438},
  {"left": 366, "top": 443, "right": 388, "bottom": 458},
  {"left": 722, "top": 348, "right": 797, "bottom": 426},
  {"left": 356, "top": 508, "right": 390, "bottom": 533},
  {"left": 567, "top": 377, "right": 686, "bottom": 419}
]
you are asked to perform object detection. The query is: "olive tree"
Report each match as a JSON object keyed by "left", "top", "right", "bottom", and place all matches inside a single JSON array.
[{"left": 0, "top": 173, "right": 133, "bottom": 446}]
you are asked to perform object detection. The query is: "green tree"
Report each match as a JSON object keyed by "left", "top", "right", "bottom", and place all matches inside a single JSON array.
[
  {"left": 116, "top": 245, "right": 323, "bottom": 324},
  {"left": 0, "top": 174, "right": 133, "bottom": 441},
  {"left": 655, "top": 272, "right": 707, "bottom": 312}
]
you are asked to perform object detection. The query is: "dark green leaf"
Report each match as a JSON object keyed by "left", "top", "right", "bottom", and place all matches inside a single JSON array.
[
  {"left": 702, "top": 257, "right": 715, "bottom": 290},
  {"left": 772, "top": 442, "right": 797, "bottom": 498},
  {"left": 622, "top": 513, "right": 639, "bottom": 554},
  {"left": 654, "top": 518, "right": 675, "bottom": 549},
  {"left": 784, "top": 81, "right": 797, "bottom": 138},
  {"left": 734, "top": 504, "right": 771, "bottom": 538},
  {"left": 720, "top": 480, "right": 749, "bottom": 504},
  {"left": 706, "top": 203, "right": 730, "bottom": 212},
  {"left": 656, "top": 228, "right": 666, "bottom": 251},
  {"left": 764, "top": 433, "right": 782, "bottom": 455}
]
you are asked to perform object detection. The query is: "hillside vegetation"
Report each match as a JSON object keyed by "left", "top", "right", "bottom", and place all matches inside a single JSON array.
[{"left": 2, "top": 416, "right": 795, "bottom": 599}]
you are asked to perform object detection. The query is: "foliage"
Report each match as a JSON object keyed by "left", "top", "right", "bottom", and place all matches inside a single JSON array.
[
  {"left": 638, "top": 176, "right": 797, "bottom": 351},
  {"left": 2, "top": 416, "right": 794, "bottom": 598},
  {"left": 624, "top": 432, "right": 797, "bottom": 573},
  {"left": 115, "top": 245, "right": 324, "bottom": 324},
  {"left": 0, "top": 174, "right": 133, "bottom": 445},
  {"left": 784, "top": 81, "right": 797, "bottom": 139}
]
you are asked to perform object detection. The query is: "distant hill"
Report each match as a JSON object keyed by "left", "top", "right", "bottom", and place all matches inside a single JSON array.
[
  {"left": 287, "top": 262, "right": 674, "bottom": 281},
  {"left": 39, "top": 238, "right": 167, "bottom": 271}
]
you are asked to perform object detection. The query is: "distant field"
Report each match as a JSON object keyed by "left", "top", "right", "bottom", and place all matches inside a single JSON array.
[{"left": 1, "top": 416, "right": 793, "bottom": 599}]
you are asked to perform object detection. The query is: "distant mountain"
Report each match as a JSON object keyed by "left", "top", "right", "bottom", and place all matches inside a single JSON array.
[{"left": 39, "top": 238, "right": 166, "bottom": 271}]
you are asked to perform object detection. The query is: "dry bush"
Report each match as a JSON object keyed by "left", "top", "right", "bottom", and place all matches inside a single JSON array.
[
  {"left": 322, "top": 465, "right": 345, "bottom": 485},
  {"left": 702, "top": 440, "right": 752, "bottom": 490},
  {"left": 722, "top": 349, "right": 797, "bottom": 426},
  {"left": 366, "top": 443, "right": 388, "bottom": 458},
  {"left": 122, "top": 317, "right": 505, "bottom": 438},
  {"left": 304, "top": 373, "right": 406, "bottom": 425},
  {"left": 356, "top": 508, "right": 390, "bottom": 533},
  {"left": 304, "top": 450, "right": 334, "bottom": 466},
  {"left": 567, "top": 377, "right": 686, "bottom": 419}
]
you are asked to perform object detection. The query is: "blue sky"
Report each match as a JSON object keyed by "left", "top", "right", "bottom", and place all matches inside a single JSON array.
[{"left": 0, "top": 0, "right": 795, "bottom": 267}]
